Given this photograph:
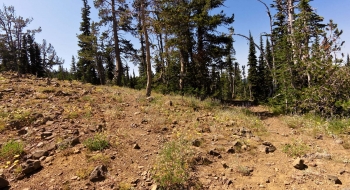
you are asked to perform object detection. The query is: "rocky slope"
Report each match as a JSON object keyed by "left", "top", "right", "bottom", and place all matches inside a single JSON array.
[{"left": 0, "top": 72, "right": 349, "bottom": 190}]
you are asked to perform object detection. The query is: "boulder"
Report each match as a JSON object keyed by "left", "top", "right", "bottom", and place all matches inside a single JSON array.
[{"left": 89, "top": 165, "right": 107, "bottom": 182}]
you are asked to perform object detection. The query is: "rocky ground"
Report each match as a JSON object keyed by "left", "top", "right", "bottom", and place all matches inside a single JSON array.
[{"left": 0, "top": 72, "right": 349, "bottom": 190}]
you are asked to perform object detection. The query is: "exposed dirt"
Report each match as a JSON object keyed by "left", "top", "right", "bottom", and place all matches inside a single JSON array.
[{"left": 0, "top": 72, "right": 349, "bottom": 190}]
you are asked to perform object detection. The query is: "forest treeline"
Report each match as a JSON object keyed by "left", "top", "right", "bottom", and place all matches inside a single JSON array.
[{"left": 1, "top": 0, "right": 350, "bottom": 117}]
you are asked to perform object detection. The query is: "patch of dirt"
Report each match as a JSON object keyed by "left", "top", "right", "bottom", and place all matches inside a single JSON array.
[{"left": 0, "top": 72, "right": 349, "bottom": 189}]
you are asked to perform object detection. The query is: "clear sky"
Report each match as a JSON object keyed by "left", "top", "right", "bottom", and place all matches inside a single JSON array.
[{"left": 2, "top": 0, "right": 350, "bottom": 74}]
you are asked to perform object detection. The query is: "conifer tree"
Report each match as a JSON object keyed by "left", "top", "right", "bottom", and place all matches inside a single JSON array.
[
  {"left": 77, "top": 0, "right": 97, "bottom": 84},
  {"left": 247, "top": 33, "right": 258, "bottom": 101},
  {"left": 70, "top": 56, "right": 77, "bottom": 80}
]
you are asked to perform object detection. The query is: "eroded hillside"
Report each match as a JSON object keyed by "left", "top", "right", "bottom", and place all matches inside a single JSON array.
[{"left": 0, "top": 72, "right": 349, "bottom": 190}]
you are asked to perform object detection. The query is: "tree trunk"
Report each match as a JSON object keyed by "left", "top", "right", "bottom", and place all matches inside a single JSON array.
[
  {"left": 111, "top": 0, "right": 123, "bottom": 86},
  {"left": 141, "top": 0, "right": 152, "bottom": 97}
]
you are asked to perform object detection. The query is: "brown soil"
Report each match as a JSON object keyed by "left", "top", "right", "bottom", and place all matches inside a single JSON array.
[{"left": 0, "top": 72, "right": 349, "bottom": 190}]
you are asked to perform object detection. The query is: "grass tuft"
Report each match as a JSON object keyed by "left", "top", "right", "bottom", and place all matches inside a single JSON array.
[
  {"left": 0, "top": 140, "right": 24, "bottom": 160},
  {"left": 282, "top": 139, "right": 309, "bottom": 157},
  {"left": 152, "top": 138, "right": 193, "bottom": 189},
  {"left": 83, "top": 133, "right": 109, "bottom": 151}
]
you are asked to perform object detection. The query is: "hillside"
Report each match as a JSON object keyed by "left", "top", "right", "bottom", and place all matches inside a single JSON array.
[{"left": 0, "top": 72, "right": 349, "bottom": 190}]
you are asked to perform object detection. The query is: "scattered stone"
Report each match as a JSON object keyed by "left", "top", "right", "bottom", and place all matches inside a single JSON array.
[
  {"left": 89, "top": 165, "right": 107, "bottom": 182},
  {"left": 36, "top": 142, "right": 44, "bottom": 148},
  {"left": 192, "top": 139, "right": 201, "bottom": 147},
  {"left": 226, "top": 179, "right": 233, "bottom": 186},
  {"left": 55, "top": 90, "right": 70, "bottom": 96},
  {"left": 130, "top": 123, "right": 139, "bottom": 128},
  {"left": 252, "top": 136, "right": 262, "bottom": 142},
  {"left": 335, "top": 139, "right": 344, "bottom": 144},
  {"left": 146, "top": 96, "right": 154, "bottom": 102},
  {"left": 32, "top": 150, "right": 49, "bottom": 159},
  {"left": 41, "top": 131, "right": 53, "bottom": 139},
  {"left": 165, "top": 100, "right": 173, "bottom": 106},
  {"left": 58, "top": 136, "right": 80, "bottom": 148},
  {"left": 227, "top": 147, "right": 235, "bottom": 154},
  {"left": 45, "top": 143, "right": 57, "bottom": 152},
  {"left": 71, "top": 176, "right": 78, "bottom": 180},
  {"left": 131, "top": 178, "right": 140, "bottom": 185},
  {"left": 73, "top": 149, "right": 81, "bottom": 154},
  {"left": 327, "top": 175, "right": 342, "bottom": 184},
  {"left": 293, "top": 158, "right": 307, "bottom": 170},
  {"left": 209, "top": 150, "right": 221, "bottom": 157},
  {"left": 141, "top": 119, "right": 148, "bottom": 124},
  {"left": 0, "top": 176, "right": 9, "bottom": 188},
  {"left": 313, "top": 152, "right": 332, "bottom": 160},
  {"left": 3, "top": 88, "right": 14, "bottom": 92},
  {"left": 133, "top": 143, "right": 141, "bottom": 149},
  {"left": 238, "top": 127, "right": 253, "bottom": 138},
  {"left": 193, "top": 155, "right": 213, "bottom": 165},
  {"left": 259, "top": 142, "right": 276, "bottom": 153},
  {"left": 21, "top": 159, "right": 42, "bottom": 175},
  {"left": 315, "top": 134, "right": 323, "bottom": 140},
  {"left": 151, "top": 184, "right": 158, "bottom": 190},
  {"left": 18, "top": 129, "right": 28, "bottom": 135},
  {"left": 6, "top": 120, "right": 22, "bottom": 130},
  {"left": 222, "top": 161, "right": 229, "bottom": 169},
  {"left": 45, "top": 121, "right": 54, "bottom": 125}
]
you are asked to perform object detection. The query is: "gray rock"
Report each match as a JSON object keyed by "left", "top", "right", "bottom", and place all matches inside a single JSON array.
[
  {"left": 45, "top": 143, "right": 57, "bottom": 152},
  {"left": 227, "top": 147, "right": 235, "bottom": 154},
  {"left": 335, "top": 139, "right": 344, "bottom": 144},
  {"left": 32, "top": 149, "right": 49, "bottom": 159},
  {"left": 209, "top": 150, "right": 221, "bottom": 157},
  {"left": 151, "top": 184, "right": 158, "bottom": 190},
  {"left": 133, "top": 143, "right": 140, "bottom": 149},
  {"left": 293, "top": 158, "right": 307, "bottom": 170},
  {"left": 41, "top": 131, "right": 53, "bottom": 139},
  {"left": 58, "top": 136, "right": 80, "bottom": 148},
  {"left": 328, "top": 175, "right": 342, "bottom": 184},
  {"left": 21, "top": 159, "right": 42, "bottom": 175},
  {"left": 192, "top": 139, "right": 201, "bottom": 147},
  {"left": 89, "top": 165, "right": 107, "bottom": 182},
  {"left": 314, "top": 152, "right": 332, "bottom": 160},
  {"left": 258, "top": 145, "right": 268, "bottom": 153},
  {"left": 18, "top": 129, "right": 28, "bottom": 135},
  {"left": 0, "top": 176, "right": 9, "bottom": 188}
]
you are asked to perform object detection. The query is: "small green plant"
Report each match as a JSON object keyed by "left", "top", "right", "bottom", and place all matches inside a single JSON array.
[
  {"left": 0, "top": 140, "right": 24, "bottom": 160},
  {"left": 118, "top": 182, "right": 133, "bottom": 190},
  {"left": 236, "top": 165, "right": 252, "bottom": 176},
  {"left": 327, "top": 119, "right": 350, "bottom": 135},
  {"left": 152, "top": 138, "right": 193, "bottom": 189},
  {"left": 282, "top": 139, "right": 309, "bottom": 157},
  {"left": 76, "top": 167, "right": 94, "bottom": 179},
  {"left": 282, "top": 115, "right": 305, "bottom": 129},
  {"left": 13, "top": 165, "right": 23, "bottom": 175},
  {"left": 87, "top": 153, "right": 111, "bottom": 166},
  {"left": 84, "top": 133, "right": 109, "bottom": 151}
]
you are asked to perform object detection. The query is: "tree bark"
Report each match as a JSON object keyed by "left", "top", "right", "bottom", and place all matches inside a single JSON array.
[
  {"left": 111, "top": 0, "right": 123, "bottom": 86},
  {"left": 141, "top": 0, "right": 152, "bottom": 97}
]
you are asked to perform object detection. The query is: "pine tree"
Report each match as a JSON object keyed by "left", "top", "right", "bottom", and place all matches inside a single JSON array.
[
  {"left": 247, "top": 33, "right": 258, "bottom": 101},
  {"left": 77, "top": 0, "right": 97, "bottom": 84},
  {"left": 70, "top": 56, "right": 77, "bottom": 80}
]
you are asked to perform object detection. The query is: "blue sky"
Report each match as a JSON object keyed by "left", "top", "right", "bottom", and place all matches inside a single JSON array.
[{"left": 2, "top": 0, "right": 350, "bottom": 74}]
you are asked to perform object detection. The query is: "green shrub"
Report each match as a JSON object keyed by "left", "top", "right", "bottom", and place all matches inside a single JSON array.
[
  {"left": 0, "top": 140, "right": 24, "bottom": 160},
  {"left": 152, "top": 139, "right": 193, "bottom": 189},
  {"left": 282, "top": 140, "right": 309, "bottom": 157},
  {"left": 327, "top": 119, "right": 350, "bottom": 134},
  {"left": 83, "top": 133, "right": 109, "bottom": 151}
]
